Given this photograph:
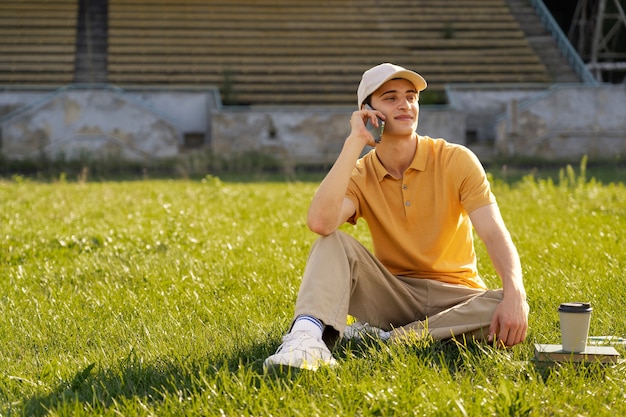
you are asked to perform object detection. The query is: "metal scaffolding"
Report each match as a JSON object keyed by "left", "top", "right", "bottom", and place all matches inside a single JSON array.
[{"left": 568, "top": 0, "right": 626, "bottom": 83}]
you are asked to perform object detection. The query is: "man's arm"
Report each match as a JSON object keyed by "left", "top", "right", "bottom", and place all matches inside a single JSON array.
[
  {"left": 307, "top": 110, "right": 379, "bottom": 236},
  {"left": 469, "top": 203, "right": 529, "bottom": 347}
]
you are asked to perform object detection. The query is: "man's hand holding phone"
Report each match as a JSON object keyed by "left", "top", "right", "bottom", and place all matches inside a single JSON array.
[{"left": 364, "top": 104, "right": 385, "bottom": 143}]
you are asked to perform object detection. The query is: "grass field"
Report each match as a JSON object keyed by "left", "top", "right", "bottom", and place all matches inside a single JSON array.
[{"left": 1, "top": 165, "right": 625, "bottom": 416}]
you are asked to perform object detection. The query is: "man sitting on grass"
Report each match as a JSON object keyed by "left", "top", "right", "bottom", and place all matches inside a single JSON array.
[{"left": 264, "top": 63, "right": 529, "bottom": 371}]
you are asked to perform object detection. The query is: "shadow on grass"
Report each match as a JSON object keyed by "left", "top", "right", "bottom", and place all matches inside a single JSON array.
[
  {"left": 12, "top": 337, "right": 455, "bottom": 414},
  {"left": 13, "top": 339, "right": 275, "bottom": 416},
  {"left": 336, "top": 335, "right": 500, "bottom": 373},
  {"left": 13, "top": 335, "right": 591, "bottom": 415}
]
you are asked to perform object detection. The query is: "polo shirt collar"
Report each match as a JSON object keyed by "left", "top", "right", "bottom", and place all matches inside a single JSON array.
[
  {"left": 413, "top": 135, "right": 428, "bottom": 171},
  {"left": 372, "top": 135, "right": 427, "bottom": 181}
]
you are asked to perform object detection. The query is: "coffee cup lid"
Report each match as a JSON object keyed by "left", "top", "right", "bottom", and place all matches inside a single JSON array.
[{"left": 558, "top": 302, "right": 592, "bottom": 313}]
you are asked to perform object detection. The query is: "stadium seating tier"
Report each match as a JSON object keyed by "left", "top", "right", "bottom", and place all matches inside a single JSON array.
[{"left": 1, "top": 0, "right": 554, "bottom": 105}]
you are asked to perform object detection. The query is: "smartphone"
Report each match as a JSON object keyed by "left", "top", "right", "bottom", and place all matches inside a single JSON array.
[{"left": 364, "top": 104, "right": 385, "bottom": 143}]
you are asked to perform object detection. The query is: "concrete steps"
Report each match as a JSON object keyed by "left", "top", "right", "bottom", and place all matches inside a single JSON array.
[
  {"left": 506, "top": 0, "right": 580, "bottom": 83},
  {"left": 74, "top": 0, "right": 108, "bottom": 83}
]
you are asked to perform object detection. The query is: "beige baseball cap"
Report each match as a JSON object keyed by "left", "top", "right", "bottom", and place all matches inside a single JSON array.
[{"left": 357, "top": 63, "right": 427, "bottom": 108}]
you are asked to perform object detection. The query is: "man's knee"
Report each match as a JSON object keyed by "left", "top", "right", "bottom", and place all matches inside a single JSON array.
[{"left": 311, "top": 230, "right": 359, "bottom": 253}]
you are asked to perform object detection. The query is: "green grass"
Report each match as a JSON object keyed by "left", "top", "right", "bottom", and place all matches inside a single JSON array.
[{"left": 1, "top": 167, "right": 625, "bottom": 416}]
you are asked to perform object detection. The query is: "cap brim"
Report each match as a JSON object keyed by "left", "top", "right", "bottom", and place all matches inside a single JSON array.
[{"left": 383, "top": 70, "right": 427, "bottom": 93}]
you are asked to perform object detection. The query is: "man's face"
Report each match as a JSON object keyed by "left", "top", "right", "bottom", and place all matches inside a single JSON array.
[{"left": 369, "top": 78, "right": 419, "bottom": 136}]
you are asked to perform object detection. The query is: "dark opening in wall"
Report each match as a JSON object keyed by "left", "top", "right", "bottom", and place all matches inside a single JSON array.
[
  {"left": 465, "top": 129, "right": 478, "bottom": 145},
  {"left": 183, "top": 132, "right": 205, "bottom": 149}
]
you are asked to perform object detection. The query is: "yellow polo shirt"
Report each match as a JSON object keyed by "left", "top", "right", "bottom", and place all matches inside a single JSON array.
[{"left": 346, "top": 135, "right": 496, "bottom": 289}]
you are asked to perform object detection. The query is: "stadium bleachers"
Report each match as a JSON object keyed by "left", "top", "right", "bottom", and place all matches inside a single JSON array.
[
  {"left": 0, "top": 0, "right": 78, "bottom": 85},
  {"left": 1, "top": 0, "right": 554, "bottom": 105},
  {"left": 107, "top": 0, "right": 552, "bottom": 105}
]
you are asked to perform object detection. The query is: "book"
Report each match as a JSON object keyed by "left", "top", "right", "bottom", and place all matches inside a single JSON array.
[{"left": 534, "top": 344, "right": 620, "bottom": 364}]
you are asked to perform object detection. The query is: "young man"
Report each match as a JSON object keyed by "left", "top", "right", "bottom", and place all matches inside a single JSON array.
[{"left": 264, "top": 63, "right": 529, "bottom": 371}]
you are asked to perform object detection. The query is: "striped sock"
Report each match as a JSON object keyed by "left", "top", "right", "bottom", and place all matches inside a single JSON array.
[{"left": 290, "top": 315, "right": 324, "bottom": 339}]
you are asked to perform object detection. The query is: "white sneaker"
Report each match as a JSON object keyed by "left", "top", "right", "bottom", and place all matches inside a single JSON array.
[
  {"left": 343, "top": 322, "right": 391, "bottom": 341},
  {"left": 264, "top": 331, "right": 337, "bottom": 371}
]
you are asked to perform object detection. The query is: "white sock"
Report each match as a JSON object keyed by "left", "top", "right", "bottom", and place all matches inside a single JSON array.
[{"left": 290, "top": 315, "right": 324, "bottom": 340}]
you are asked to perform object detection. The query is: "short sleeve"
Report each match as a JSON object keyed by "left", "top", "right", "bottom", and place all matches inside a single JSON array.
[
  {"left": 454, "top": 146, "right": 496, "bottom": 213},
  {"left": 345, "top": 177, "right": 361, "bottom": 225}
]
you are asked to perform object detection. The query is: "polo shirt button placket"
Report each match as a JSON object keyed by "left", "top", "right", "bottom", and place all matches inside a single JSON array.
[{"left": 402, "top": 183, "right": 410, "bottom": 209}]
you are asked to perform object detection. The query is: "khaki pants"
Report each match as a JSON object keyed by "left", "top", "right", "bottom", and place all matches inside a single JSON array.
[{"left": 293, "top": 231, "right": 503, "bottom": 346}]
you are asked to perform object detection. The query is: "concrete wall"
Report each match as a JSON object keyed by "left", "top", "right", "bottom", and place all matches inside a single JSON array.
[
  {"left": 210, "top": 105, "right": 466, "bottom": 168},
  {"left": 0, "top": 86, "right": 220, "bottom": 161},
  {"left": 1, "top": 88, "right": 180, "bottom": 160},
  {"left": 2, "top": 84, "right": 625, "bottom": 166},
  {"left": 0, "top": 86, "right": 465, "bottom": 167},
  {"left": 124, "top": 87, "right": 221, "bottom": 139},
  {"left": 417, "top": 106, "right": 466, "bottom": 145},
  {"left": 446, "top": 84, "right": 550, "bottom": 143},
  {"left": 495, "top": 84, "right": 626, "bottom": 159},
  {"left": 0, "top": 88, "right": 50, "bottom": 119}
]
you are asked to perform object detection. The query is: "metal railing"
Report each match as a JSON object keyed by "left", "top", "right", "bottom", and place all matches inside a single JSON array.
[{"left": 530, "top": 0, "right": 599, "bottom": 84}]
